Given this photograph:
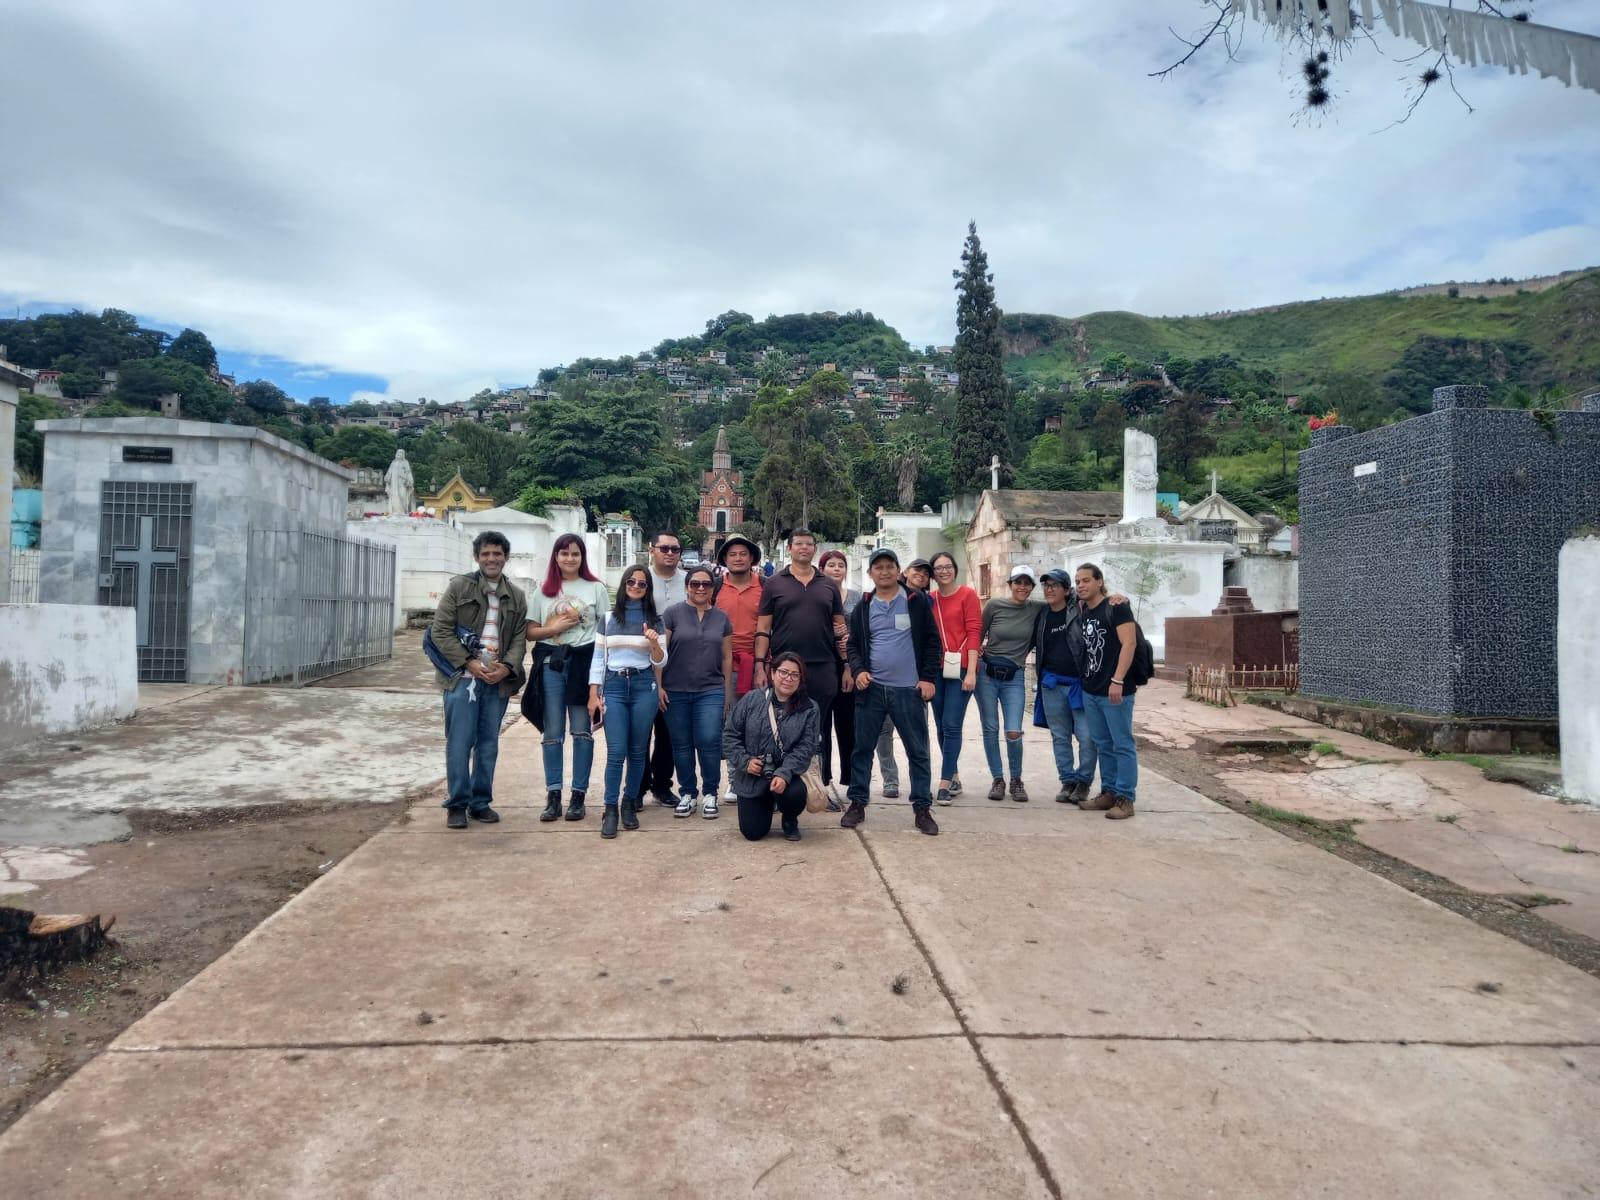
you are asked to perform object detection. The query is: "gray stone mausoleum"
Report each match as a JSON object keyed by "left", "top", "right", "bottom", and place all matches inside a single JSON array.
[
  {"left": 1298, "top": 385, "right": 1600, "bottom": 719},
  {"left": 36, "top": 417, "right": 394, "bottom": 685}
]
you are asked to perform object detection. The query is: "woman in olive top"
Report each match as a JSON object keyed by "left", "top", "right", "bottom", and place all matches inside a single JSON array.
[
  {"left": 525, "top": 533, "right": 612, "bottom": 823},
  {"left": 661, "top": 564, "right": 734, "bottom": 820},
  {"left": 928, "top": 551, "right": 981, "bottom": 805},
  {"left": 977, "top": 564, "right": 1043, "bottom": 802}
]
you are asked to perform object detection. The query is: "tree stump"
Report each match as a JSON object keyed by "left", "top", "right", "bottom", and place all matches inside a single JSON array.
[{"left": 0, "top": 908, "right": 115, "bottom": 980}]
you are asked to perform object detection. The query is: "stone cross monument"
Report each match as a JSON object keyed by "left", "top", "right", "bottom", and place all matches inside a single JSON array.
[
  {"left": 1121, "top": 428, "right": 1159, "bottom": 524},
  {"left": 384, "top": 449, "right": 415, "bottom": 516}
]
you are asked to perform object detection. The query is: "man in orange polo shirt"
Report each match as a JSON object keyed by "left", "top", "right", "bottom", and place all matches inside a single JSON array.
[{"left": 714, "top": 535, "right": 763, "bottom": 698}]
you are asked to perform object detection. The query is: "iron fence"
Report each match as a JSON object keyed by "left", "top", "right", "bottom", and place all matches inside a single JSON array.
[
  {"left": 245, "top": 529, "right": 396, "bottom": 685},
  {"left": 5, "top": 549, "right": 40, "bottom": 605}
]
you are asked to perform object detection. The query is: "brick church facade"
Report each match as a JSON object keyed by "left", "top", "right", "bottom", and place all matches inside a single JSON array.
[{"left": 697, "top": 425, "right": 744, "bottom": 557}]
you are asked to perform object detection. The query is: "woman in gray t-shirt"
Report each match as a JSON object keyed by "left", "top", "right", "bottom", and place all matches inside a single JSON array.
[
  {"left": 660, "top": 565, "right": 733, "bottom": 818},
  {"left": 977, "top": 565, "right": 1044, "bottom": 801}
]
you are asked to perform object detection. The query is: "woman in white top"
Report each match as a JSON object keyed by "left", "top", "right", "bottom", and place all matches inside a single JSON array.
[
  {"left": 525, "top": 533, "right": 612, "bottom": 823},
  {"left": 588, "top": 564, "right": 668, "bottom": 839}
]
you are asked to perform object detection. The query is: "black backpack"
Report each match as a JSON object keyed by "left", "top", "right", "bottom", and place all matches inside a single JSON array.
[{"left": 1124, "top": 621, "right": 1155, "bottom": 687}]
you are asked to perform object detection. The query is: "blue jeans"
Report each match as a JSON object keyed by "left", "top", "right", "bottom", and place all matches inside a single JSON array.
[
  {"left": 848, "top": 683, "right": 932, "bottom": 810},
  {"left": 541, "top": 663, "right": 594, "bottom": 792},
  {"left": 1081, "top": 692, "right": 1137, "bottom": 803},
  {"left": 602, "top": 671, "right": 658, "bottom": 808},
  {"left": 976, "top": 671, "right": 1027, "bottom": 780},
  {"left": 665, "top": 688, "right": 724, "bottom": 799},
  {"left": 1039, "top": 683, "right": 1098, "bottom": 789},
  {"left": 930, "top": 676, "right": 972, "bottom": 782},
  {"left": 441, "top": 675, "right": 510, "bottom": 811}
]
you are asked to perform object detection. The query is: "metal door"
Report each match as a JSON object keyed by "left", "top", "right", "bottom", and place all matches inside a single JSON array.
[{"left": 98, "top": 481, "right": 193, "bottom": 681}]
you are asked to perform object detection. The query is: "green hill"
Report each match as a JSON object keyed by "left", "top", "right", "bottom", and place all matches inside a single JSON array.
[{"left": 1001, "top": 268, "right": 1600, "bottom": 397}]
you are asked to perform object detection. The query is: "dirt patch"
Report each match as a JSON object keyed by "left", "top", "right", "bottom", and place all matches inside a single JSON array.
[
  {"left": 1, "top": 797, "right": 409, "bottom": 1134},
  {"left": 1140, "top": 742, "right": 1600, "bottom": 980}
]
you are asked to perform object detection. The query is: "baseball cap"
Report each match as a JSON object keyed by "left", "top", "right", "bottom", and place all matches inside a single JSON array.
[
  {"left": 1008, "top": 564, "right": 1037, "bottom": 582},
  {"left": 1039, "top": 568, "right": 1073, "bottom": 587},
  {"left": 868, "top": 547, "right": 900, "bottom": 567},
  {"left": 906, "top": 557, "right": 932, "bottom": 573}
]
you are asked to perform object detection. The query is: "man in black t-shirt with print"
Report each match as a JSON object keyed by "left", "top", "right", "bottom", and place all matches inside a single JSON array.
[{"left": 1073, "top": 563, "right": 1139, "bottom": 820}]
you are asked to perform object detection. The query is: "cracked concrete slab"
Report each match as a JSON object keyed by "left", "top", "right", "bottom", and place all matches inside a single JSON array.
[
  {"left": 0, "top": 1040, "right": 1048, "bottom": 1199},
  {"left": 984, "top": 1039, "right": 1600, "bottom": 1199},
  {"left": 863, "top": 826, "right": 1600, "bottom": 1043},
  {"left": 116, "top": 822, "right": 957, "bottom": 1048}
]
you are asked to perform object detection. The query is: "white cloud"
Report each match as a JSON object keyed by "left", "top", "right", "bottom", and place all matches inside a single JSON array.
[{"left": 1, "top": 0, "right": 1597, "bottom": 401}]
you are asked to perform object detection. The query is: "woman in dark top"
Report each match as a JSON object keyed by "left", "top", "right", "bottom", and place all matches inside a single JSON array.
[
  {"left": 661, "top": 564, "right": 734, "bottom": 819},
  {"left": 721, "top": 652, "right": 820, "bottom": 842}
]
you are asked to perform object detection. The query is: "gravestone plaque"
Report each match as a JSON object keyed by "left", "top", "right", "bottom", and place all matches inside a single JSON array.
[
  {"left": 1197, "top": 519, "right": 1236, "bottom": 543},
  {"left": 122, "top": 446, "right": 174, "bottom": 464}
]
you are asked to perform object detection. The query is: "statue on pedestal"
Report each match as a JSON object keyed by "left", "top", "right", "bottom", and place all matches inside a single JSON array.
[
  {"left": 384, "top": 449, "right": 415, "bottom": 516},
  {"left": 1121, "top": 428, "right": 1159, "bottom": 525}
]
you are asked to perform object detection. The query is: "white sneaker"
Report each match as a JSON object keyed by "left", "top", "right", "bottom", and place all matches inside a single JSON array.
[
  {"left": 723, "top": 787, "right": 736, "bottom": 802},
  {"left": 701, "top": 794, "right": 720, "bottom": 819},
  {"left": 674, "top": 793, "right": 697, "bottom": 818}
]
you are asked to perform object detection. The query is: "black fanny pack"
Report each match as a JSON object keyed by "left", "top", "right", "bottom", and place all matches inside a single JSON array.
[{"left": 982, "top": 654, "right": 1020, "bottom": 682}]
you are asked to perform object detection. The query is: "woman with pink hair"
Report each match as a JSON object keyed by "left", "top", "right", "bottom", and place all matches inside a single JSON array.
[{"left": 524, "top": 533, "right": 611, "bottom": 823}]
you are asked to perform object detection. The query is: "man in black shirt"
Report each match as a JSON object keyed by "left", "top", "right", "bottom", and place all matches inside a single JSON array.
[
  {"left": 1073, "top": 563, "right": 1139, "bottom": 820},
  {"left": 754, "top": 529, "right": 846, "bottom": 776}
]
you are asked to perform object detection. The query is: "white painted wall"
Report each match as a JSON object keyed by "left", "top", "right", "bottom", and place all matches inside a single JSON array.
[
  {"left": 1558, "top": 537, "right": 1600, "bottom": 805},
  {"left": 1062, "top": 535, "right": 1227, "bottom": 661},
  {"left": 0, "top": 604, "right": 138, "bottom": 750},
  {"left": 349, "top": 516, "right": 472, "bottom": 616},
  {"left": 1229, "top": 554, "right": 1299, "bottom": 612},
  {"left": 0, "top": 374, "right": 18, "bottom": 599}
]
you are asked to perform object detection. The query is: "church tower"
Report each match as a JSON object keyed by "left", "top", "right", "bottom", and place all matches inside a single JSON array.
[{"left": 697, "top": 425, "right": 744, "bottom": 555}]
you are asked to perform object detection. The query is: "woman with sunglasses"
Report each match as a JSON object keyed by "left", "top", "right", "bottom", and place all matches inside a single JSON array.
[
  {"left": 588, "top": 565, "right": 668, "bottom": 839},
  {"left": 660, "top": 564, "right": 734, "bottom": 819},
  {"left": 721, "top": 651, "right": 820, "bottom": 842},
  {"left": 928, "top": 550, "right": 981, "bottom": 805}
]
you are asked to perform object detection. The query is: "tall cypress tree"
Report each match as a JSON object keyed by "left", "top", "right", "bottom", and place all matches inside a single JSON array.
[{"left": 950, "top": 222, "right": 1012, "bottom": 491}]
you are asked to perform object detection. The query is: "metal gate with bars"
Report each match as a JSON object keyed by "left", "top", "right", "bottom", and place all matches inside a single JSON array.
[
  {"left": 245, "top": 529, "right": 396, "bottom": 685},
  {"left": 99, "top": 481, "right": 193, "bottom": 682},
  {"left": 5, "top": 549, "right": 40, "bottom": 605}
]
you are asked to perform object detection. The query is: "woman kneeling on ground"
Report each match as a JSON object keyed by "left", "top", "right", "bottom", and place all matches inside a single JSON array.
[{"left": 722, "top": 651, "right": 820, "bottom": 843}]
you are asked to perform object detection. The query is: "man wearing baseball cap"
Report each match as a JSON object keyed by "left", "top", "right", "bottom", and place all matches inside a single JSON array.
[
  {"left": 841, "top": 547, "right": 942, "bottom": 835},
  {"left": 1034, "top": 568, "right": 1099, "bottom": 805}
]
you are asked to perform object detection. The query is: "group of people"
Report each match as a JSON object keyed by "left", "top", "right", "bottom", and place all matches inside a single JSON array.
[{"left": 429, "top": 526, "right": 1142, "bottom": 842}]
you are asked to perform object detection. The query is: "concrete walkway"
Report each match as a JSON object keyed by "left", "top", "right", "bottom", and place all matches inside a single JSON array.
[{"left": 2, "top": 701, "right": 1598, "bottom": 1197}]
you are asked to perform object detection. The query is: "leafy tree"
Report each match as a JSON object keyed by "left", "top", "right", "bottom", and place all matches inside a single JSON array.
[
  {"left": 166, "top": 328, "right": 218, "bottom": 371},
  {"left": 688, "top": 422, "right": 764, "bottom": 476},
  {"left": 1314, "top": 372, "right": 1394, "bottom": 431},
  {"left": 315, "top": 425, "right": 399, "bottom": 469},
  {"left": 235, "top": 379, "right": 290, "bottom": 415},
  {"left": 1157, "top": 394, "right": 1216, "bottom": 481},
  {"left": 13, "top": 393, "right": 63, "bottom": 479},
  {"left": 1121, "top": 380, "right": 1166, "bottom": 416},
  {"left": 1014, "top": 462, "right": 1086, "bottom": 491},
  {"left": 1089, "top": 398, "right": 1125, "bottom": 470},
  {"left": 748, "top": 371, "right": 859, "bottom": 541},
  {"left": 950, "top": 222, "right": 1012, "bottom": 490},
  {"left": 113, "top": 357, "right": 234, "bottom": 422}
]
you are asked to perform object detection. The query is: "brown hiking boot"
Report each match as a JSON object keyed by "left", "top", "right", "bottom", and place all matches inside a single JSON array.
[
  {"left": 840, "top": 801, "right": 866, "bottom": 829},
  {"left": 1009, "top": 779, "right": 1029, "bottom": 803},
  {"left": 987, "top": 778, "right": 1006, "bottom": 802},
  {"left": 1106, "top": 797, "right": 1135, "bottom": 820},
  {"left": 1081, "top": 790, "right": 1117, "bottom": 811},
  {"left": 914, "top": 808, "right": 939, "bottom": 836}
]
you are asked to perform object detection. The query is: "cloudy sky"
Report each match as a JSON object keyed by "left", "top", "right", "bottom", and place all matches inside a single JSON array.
[{"left": 3, "top": 0, "right": 1598, "bottom": 404}]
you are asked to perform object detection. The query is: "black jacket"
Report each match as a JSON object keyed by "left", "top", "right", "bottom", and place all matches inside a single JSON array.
[
  {"left": 721, "top": 689, "right": 820, "bottom": 799},
  {"left": 845, "top": 583, "right": 941, "bottom": 686}
]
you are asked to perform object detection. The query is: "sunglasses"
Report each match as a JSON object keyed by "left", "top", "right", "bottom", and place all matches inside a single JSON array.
[
  {"left": 625, "top": 578, "right": 649, "bottom": 589},
  {"left": 657, "top": 546, "right": 682, "bottom": 554},
  {"left": 687, "top": 580, "right": 713, "bottom": 589}
]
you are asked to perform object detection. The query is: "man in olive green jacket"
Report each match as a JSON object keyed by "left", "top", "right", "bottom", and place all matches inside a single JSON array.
[{"left": 433, "top": 531, "right": 529, "bottom": 828}]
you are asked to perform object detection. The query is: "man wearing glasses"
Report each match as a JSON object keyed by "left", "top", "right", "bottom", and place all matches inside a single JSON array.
[{"left": 644, "top": 532, "right": 688, "bottom": 806}]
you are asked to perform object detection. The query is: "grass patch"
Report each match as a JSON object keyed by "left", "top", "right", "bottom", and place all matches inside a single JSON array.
[
  {"left": 1561, "top": 842, "right": 1582, "bottom": 854},
  {"left": 1424, "top": 751, "right": 1501, "bottom": 772},
  {"left": 1249, "top": 802, "right": 1361, "bottom": 840},
  {"left": 1504, "top": 892, "right": 1566, "bottom": 909},
  {"left": 1436, "top": 813, "right": 1462, "bottom": 824},
  {"left": 1310, "top": 741, "right": 1341, "bottom": 756}
]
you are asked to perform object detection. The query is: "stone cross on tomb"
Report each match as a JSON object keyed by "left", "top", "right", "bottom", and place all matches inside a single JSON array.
[
  {"left": 990, "top": 455, "right": 1001, "bottom": 491},
  {"left": 113, "top": 515, "right": 178, "bottom": 645}
]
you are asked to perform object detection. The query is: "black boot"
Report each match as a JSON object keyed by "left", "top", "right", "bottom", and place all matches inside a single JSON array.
[
  {"left": 565, "top": 790, "right": 587, "bottom": 821},
  {"left": 540, "top": 789, "right": 562, "bottom": 822},
  {"left": 782, "top": 814, "right": 801, "bottom": 842},
  {"left": 601, "top": 806, "right": 619, "bottom": 839},
  {"left": 621, "top": 796, "right": 640, "bottom": 831}
]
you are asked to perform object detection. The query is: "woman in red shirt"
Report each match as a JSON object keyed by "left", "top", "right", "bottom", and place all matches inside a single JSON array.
[{"left": 929, "top": 550, "right": 981, "bottom": 805}]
